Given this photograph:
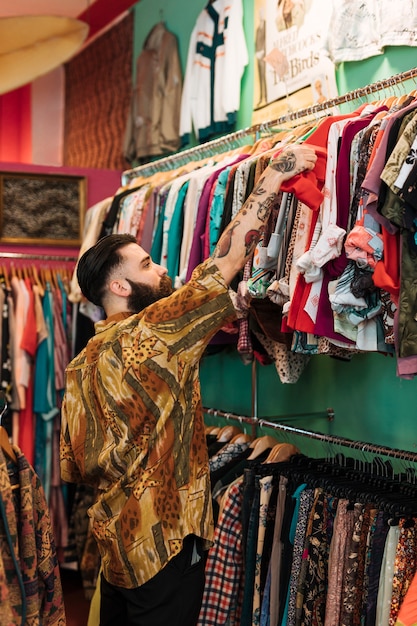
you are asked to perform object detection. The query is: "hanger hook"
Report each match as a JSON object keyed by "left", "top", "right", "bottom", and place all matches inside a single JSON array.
[{"left": 0, "top": 391, "right": 7, "bottom": 425}]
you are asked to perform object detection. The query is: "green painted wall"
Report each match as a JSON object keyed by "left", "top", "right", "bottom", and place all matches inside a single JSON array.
[{"left": 132, "top": 0, "right": 417, "bottom": 454}]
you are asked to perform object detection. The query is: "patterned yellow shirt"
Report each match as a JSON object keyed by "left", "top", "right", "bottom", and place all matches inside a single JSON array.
[{"left": 60, "top": 258, "right": 235, "bottom": 588}]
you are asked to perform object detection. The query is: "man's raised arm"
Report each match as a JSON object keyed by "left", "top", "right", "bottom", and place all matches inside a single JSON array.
[{"left": 212, "top": 144, "right": 317, "bottom": 285}]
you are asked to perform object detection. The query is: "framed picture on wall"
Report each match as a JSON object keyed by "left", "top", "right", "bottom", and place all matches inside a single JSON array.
[{"left": 0, "top": 172, "right": 86, "bottom": 246}]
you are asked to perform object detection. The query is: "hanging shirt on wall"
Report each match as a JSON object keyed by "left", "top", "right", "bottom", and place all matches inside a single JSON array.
[
  {"left": 180, "top": 0, "right": 248, "bottom": 145},
  {"left": 123, "top": 22, "right": 183, "bottom": 162}
]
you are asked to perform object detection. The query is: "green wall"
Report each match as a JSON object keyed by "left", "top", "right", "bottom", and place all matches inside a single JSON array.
[{"left": 132, "top": 0, "right": 417, "bottom": 454}]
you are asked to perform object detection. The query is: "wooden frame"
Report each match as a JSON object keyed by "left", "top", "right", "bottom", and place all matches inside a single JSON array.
[{"left": 0, "top": 172, "right": 86, "bottom": 246}]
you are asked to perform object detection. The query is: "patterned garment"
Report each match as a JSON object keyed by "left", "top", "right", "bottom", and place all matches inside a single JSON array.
[
  {"left": 252, "top": 475, "right": 275, "bottom": 625},
  {"left": 0, "top": 446, "right": 65, "bottom": 625},
  {"left": 294, "top": 487, "right": 331, "bottom": 626},
  {"left": 300, "top": 490, "right": 336, "bottom": 626},
  {"left": 356, "top": 505, "right": 378, "bottom": 625},
  {"left": 389, "top": 518, "right": 417, "bottom": 626},
  {"left": 340, "top": 502, "right": 365, "bottom": 626},
  {"left": 209, "top": 441, "right": 250, "bottom": 473},
  {"left": 198, "top": 478, "right": 244, "bottom": 626},
  {"left": 324, "top": 499, "right": 356, "bottom": 626},
  {"left": 60, "top": 258, "right": 236, "bottom": 589},
  {"left": 286, "top": 488, "right": 315, "bottom": 626}
]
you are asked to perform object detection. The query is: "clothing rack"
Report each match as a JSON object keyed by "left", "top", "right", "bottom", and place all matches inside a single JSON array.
[
  {"left": 203, "top": 406, "right": 417, "bottom": 465},
  {"left": 123, "top": 66, "right": 417, "bottom": 182},
  {"left": 0, "top": 252, "right": 78, "bottom": 262}
]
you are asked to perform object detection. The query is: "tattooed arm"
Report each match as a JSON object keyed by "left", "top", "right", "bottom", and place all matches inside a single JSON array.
[{"left": 212, "top": 144, "right": 317, "bottom": 285}]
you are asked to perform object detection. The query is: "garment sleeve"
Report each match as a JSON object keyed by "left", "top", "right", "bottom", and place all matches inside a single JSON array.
[
  {"left": 143, "top": 258, "right": 236, "bottom": 365},
  {"left": 60, "top": 392, "right": 83, "bottom": 484},
  {"left": 220, "top": 0, "right": 248, "bottom": 118},
  {"left": 179, "top": 25, "right": 198, "bottom": 144}
]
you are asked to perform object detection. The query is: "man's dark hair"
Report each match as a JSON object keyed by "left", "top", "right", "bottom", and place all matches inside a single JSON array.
[{"left": 77, "top": 233, "right": 137, "bottom": 307}]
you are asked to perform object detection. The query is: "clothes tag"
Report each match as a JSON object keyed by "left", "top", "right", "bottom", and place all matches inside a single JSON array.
[{"left": 191, "top": 539, "right": 202, "bottom": 565}]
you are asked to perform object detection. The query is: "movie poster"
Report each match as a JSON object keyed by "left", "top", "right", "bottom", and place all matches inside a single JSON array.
[{"left": 253, "top": 0, "right": 338, "bottom": 125}]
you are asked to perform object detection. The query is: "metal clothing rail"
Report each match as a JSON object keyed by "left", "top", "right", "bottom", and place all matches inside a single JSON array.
[
  {"left": 123, "top": 66, "right": 417, "bottom": 181},
  {"left": 0, "top": 252, "right": 78, "bottom": 262},
  {"left": 203, "top": 406, "right": 417, "bottom": 464}
]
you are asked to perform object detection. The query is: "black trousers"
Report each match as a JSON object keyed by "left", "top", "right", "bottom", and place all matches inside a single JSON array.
[{"left": 99, "top": 536, "right": 206, "bottom": 626}]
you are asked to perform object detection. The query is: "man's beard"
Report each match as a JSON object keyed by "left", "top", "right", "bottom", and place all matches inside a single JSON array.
[{"left": 126, "top": 275, "right": 173, "bottom": 313}]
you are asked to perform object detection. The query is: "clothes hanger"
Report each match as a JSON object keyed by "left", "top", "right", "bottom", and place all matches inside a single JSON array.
[
  {"left": 0, "top": 392, "right": 17, "bottom": 464},
  {"left": 31, "top": 265, "right": 45, "bottom": 296},
  {"left": 247, "top": 435, "right": 278, "bottom": 460},
  {"left": 263, "top": 442, "right": 299, "bottom": 464},
  {"left": 229, "top": 432, "right": 253, "bottom": 445},
  {"left": 216, "top": 425, "right": 243, "bottom": 443}
]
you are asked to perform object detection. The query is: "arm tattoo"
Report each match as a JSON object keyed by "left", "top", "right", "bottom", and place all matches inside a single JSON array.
[
  {"left": 213, "top": 222, "right": 240, "bottom": 258},
  {"left": 257, "top": 193, "right": 278, "bottom": 221},
  {"left": 270, "top": 150, "right": 297, "bottom": 174},
  {"left": 244, "top": 229, "right": 262, "bottom": 255},
  {"left": 245, "top": 188, "right": 278, "bottom": 220},
  {"left": 213, "top": 222, "right": 263, "bottom": 260}
]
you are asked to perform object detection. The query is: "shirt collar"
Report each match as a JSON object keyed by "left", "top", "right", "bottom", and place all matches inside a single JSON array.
[{"left": 95, "top": 311, "right": 133, "bottom": 333}]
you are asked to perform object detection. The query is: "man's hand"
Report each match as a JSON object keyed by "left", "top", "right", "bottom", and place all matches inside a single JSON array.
[
  {"left": 268, "top": 144, "right": 317, "bottom": 182},
  {"left": 213, "top": 143, "right": 318, "bottom": 285}
]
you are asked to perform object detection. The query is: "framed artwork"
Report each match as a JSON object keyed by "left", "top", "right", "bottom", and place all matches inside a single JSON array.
[{"left": 0, "top": 172, "right": 86, "bottom": 245}]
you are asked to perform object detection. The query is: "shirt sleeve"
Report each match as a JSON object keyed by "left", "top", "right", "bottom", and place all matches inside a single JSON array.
[{"left": 142, "top": 257, "right": 236, "bottom": 365}]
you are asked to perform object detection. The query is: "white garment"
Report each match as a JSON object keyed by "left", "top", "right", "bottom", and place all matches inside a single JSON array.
[
  {"left": 327, "top": 0, "right": 382, "bottom": 63},
  {"left": 179, "top": 0, "right": 248, "bottom": 142},
  {"left": 303, "top": 115, "right": 355, "bottom": 323},
  {"left": 178, "top": 163, "right": 221, "bottom": 284},
  {"left": 379, "top": 0, "right": 417, "bottom": 47},
  {"left": 160, "top": 173, "right": 193, "bottom": 269},
  {"left": 375, "top": 524, "right": 400, "bottom": 626},
  {"left": 327, "top": 0, "right": 417, "bottom": 63}
]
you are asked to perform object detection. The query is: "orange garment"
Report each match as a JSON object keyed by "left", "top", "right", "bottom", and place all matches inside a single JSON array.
[{"left": 396, "top": 569, "right": 417, "bottom": 626}]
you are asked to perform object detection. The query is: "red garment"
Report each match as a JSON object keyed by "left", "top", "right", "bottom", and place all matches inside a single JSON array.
[
  {"left": 272, "top": 145, "right": 328, "bottom": 211},
  {"left": 372, "top": 227, "right": 400, "bottom": 301},
  {"left": 284, "top": 112, "right": 363, "bottom": 333},
  {"left": 19, "top": 280, "right": 37, "bottom": 465}
]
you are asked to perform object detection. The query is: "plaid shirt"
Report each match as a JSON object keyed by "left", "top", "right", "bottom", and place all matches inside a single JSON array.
[{"left": 198, "top": 477, "right": 244, "bottom": 626}]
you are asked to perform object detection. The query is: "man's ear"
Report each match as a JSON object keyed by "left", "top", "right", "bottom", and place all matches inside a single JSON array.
[{"left": 108, "top": 278, "right": 131, "bottom": 298}]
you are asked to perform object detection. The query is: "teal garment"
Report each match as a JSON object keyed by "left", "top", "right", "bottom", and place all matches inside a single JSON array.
[
  {"left": 209, "top": 166, "right": 231, "bottom": 255},
  {"left": 281, "top": 483, "right": 308, "bottom": 626},
  {"left": 34, "top": 286, "right": 57, "bottom": 502},
  {"left": 150, "top": 189, "right": 169, "bottom": 264},
  {"left": 167, "top": 180, "right": 189, "bottom": 281},
  {"left": 57, "top": 274, "right": 67, "bottom": 329}
]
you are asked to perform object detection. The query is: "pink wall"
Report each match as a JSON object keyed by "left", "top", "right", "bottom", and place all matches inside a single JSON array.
[{"left": 0, "top": 162, "right": 121, "bottom": 257}]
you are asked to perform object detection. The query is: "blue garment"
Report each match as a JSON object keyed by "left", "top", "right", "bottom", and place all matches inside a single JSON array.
[
  {"left": 260, "top": 564, "right": 271, "bottom": 626},
  {"left": 34, "top": 286, "right": 57, "bottom": 501},
  {"left": 209, "top": 166, "right": 231, "bottom": 255},
  {"left": 151, "top": 189, "right": 169, "bottom": 264},
  {"left": 281, "top": 483, "right": 307, "bottom": 626},
  {"left": 167, "top": 180, "right": 189, "bottom": 280}
]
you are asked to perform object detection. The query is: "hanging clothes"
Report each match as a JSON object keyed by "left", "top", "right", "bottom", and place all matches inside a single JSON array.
[
  {"left": 179, "top": 0, "right": 248, "bottom": 145},
  {"left": 74, "top": 79, "right": 417, "bottom": 381},
  {"left": 199, "top": 442, "right": 417, "bottom": 626},
  {"left": 123, "top": 22, "right": 183, "bottom": 162},
  {"left": 0, "top": 444, "right": 65, "bottom": 625}
]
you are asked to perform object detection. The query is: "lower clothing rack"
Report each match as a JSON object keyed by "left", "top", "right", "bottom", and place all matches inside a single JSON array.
[{"left": 203, "top": 406, "right": 417, "bottom": 466}]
